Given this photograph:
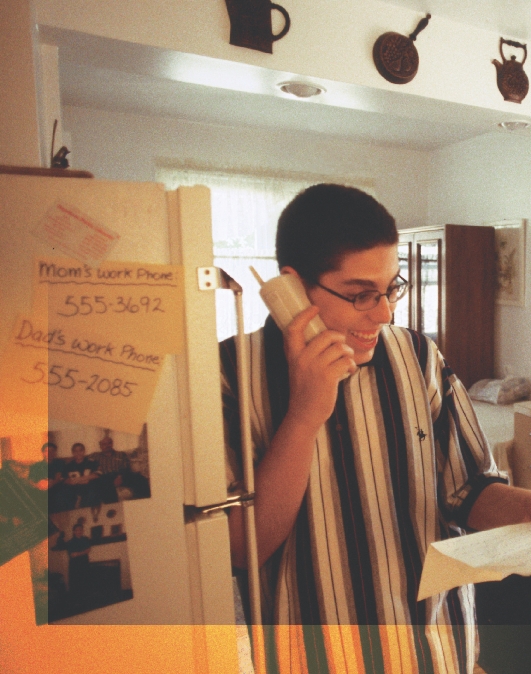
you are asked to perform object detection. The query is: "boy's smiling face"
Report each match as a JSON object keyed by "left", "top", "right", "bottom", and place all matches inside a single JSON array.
[{"left": 302, "top": 244, "right": 399, "bottom": 365}]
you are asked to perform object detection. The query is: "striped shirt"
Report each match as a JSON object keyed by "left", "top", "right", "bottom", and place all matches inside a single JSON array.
[
  {"left": 89, "top": 450, "right": 130, "bottom": 475},
  {"left": 220, "top": 320, "right": 507, "bottom": 674}
]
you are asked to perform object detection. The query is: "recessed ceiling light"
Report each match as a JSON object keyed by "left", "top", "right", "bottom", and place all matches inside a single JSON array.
[
  {"left": 497, "top": 120, "right": 531, "bottom": 131},
  {"left": 278, "top": 81, "right": 325, "bottom": 98}
]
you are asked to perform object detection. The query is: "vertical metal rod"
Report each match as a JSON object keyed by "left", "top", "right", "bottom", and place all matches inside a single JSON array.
[
  {"left": 219, "top": 267, "right": 266, "bottom": 672},
  {"left": 233, "top": 289, "right": 262, "bottom": 625},
  {"left": 233, "top": 289, "right": 268, "bottom": 674}
]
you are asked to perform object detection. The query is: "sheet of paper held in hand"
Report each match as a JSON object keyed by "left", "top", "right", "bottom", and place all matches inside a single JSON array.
[
  {"left": 418, "top": 522, "right": 531, "bottom": 601},
  {"left": 33, "top": 257, "right": 184, "bottom": 354},
  {"left": 0, "top": 314, "right": 165, "bottom": 436}
]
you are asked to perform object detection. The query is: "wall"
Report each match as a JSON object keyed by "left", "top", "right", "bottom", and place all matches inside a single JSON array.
[
  {"left": 35, "top": 0, "right": 531, "bottom": 116},
  {"left": 64, "top": 103, "right": 531, "bottom": 381},
  {"left": 62, "top": 104, "right": 432, "bottom": 230},
  {"left": 429, "top": 130, "right": 531, "bottom": 378},
  {"left": 0, "top": 0, "right": 41, "bottom": 165}
]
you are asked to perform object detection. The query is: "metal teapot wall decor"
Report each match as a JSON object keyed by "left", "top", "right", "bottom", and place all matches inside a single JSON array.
[
  {"left": 373, "top": 14, "right": 431, "bottom": 84},
  {"left": 492, "top": 37, "right": 529, "bottom": 103}
]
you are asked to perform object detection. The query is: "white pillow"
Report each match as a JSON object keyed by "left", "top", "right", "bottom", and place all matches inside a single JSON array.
[{"left": 468, "top": 377, "right": 531, "bottom": 405}]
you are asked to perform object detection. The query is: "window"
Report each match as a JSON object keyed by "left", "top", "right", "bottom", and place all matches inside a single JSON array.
[{"left": 159, "top": 167, "right": 375, "bottom": 341}]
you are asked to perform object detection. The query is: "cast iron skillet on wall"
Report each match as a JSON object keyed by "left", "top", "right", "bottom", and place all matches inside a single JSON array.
[{"left": 373, "top": 14, "right": 431, "bottom": 84}]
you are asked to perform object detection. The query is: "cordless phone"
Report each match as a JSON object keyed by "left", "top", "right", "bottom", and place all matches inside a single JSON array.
[{"left": 250, "top": 267, "right": 327, "bottom": 342}]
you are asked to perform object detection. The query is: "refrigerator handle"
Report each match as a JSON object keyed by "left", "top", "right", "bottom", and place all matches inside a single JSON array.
[
  {"left": 183, "top": 490, "right": 255, "bottom": 519},
  {"left": 217, "top": 270, "right": 262, "bottom": 621}
]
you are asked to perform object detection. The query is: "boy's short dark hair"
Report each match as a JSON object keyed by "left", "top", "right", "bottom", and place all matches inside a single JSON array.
[{"left": 276, "top": 183, "right": 398, "bottom": 285}]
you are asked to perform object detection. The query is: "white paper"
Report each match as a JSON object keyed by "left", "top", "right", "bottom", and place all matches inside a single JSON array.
[
  {"left": 418, "top": 523, "right": 531, "bottom": 601},
  {"left": 32, "top": 201, "right": 120, "bottom": 266}
]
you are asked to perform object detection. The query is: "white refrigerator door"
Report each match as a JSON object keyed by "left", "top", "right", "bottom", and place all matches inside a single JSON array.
[
  {"left": 0, "top": 175, "right": 234, "bottom": 625},
  {"left": 167, "top": 186, "right": 236, "bottom": 624}
]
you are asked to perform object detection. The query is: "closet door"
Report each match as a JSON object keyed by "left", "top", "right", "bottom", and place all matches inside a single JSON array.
[{"left": 443, "top": 224, "right": 495, "bottom": 389}]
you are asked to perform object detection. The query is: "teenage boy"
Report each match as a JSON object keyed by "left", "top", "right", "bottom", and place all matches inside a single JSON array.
[
  {"left": 66, "top": 522, "right": 92, "bottom": 610},
  {"left": 28, "top": 442, "right": 64, "bottom": 513},
  {"left": 60, "top": 443, "right": 100, "bottom": 511},
  {"left": 220, "top": 184, "right": 531, "bottom": 674}
]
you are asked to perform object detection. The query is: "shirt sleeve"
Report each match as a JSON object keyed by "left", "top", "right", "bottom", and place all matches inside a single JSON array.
[
  {"left": 28, "top": 462, "right": 44, "bottom": 482},
  {"left": 428, "top": 340, "right": 509, "bottom": 528},
  {"left": 219, "top": 332, "right": 270, "bottom": 495},
  {"left": 89, "top": 460, "right": 102, "bottom": 476},
  {"left": 119, "top": 452, "right": 130, "bottom": 472}
]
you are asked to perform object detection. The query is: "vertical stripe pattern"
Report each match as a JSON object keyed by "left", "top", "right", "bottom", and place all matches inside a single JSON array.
[{"left": 220, "top": 321, "right": 508, "bottom": 674}]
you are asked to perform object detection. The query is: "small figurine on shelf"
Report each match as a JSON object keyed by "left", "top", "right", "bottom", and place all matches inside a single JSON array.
[{"left": 50, "top": 119, "right": 71, "bottom": 168}]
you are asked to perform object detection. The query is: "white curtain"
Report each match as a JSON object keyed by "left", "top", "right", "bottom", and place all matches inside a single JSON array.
[{"left": 159, "top": 168, "right": 375, "bottom": 341}]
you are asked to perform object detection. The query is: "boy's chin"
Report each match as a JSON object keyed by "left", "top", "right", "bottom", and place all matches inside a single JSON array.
[{"left": 353, "top": 348, "right": 376, "bottom": 365}]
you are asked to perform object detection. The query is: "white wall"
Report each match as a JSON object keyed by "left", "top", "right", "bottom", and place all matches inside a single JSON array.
[
  {"left": 59, "top": 102, "right": 531, "bottom": 381},
  {"left": 429, "top": 131, "right": 531, "bottom": 378},
  {"left": 62, "top": 104, "right": 432, "bottom": 230},
  {"left": 36, "top": 0, "right": 531, "bottom": 115}
]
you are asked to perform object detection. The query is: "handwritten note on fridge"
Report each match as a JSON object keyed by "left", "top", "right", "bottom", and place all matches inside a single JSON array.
[
  {"left": 33, "top": 258, "right": 184, "bottom": 354},
  {"left": 32, "top": 202, "right": 120, "bottom": 266},
  {"left": 0, "top": 315, "right": 165, "bottom": 436}
]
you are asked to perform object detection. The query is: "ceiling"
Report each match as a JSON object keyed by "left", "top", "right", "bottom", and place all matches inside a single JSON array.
[{"left": 54, "top": 0, "right": 531, "bottom": 151}]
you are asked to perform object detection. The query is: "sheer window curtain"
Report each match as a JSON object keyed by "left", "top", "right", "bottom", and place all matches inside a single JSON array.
[{"left": 159, "top": 168, "right": 375, "bottom": 341}]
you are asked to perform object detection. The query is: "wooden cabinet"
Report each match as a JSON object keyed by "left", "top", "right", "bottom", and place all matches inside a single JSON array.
[{"left": 395, "top": 224, "right": 495, "bottom": 389}]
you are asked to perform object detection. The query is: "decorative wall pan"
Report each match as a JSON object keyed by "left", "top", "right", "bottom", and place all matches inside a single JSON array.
[
  {"left": 492, "top": 37, "right": 529, "bottom": 103},
  {"left": 373, "top": 14, "right": 431, "bottom": 84},
  {"left": 224, "top": 0, "right": 290, "bottom": 54}
]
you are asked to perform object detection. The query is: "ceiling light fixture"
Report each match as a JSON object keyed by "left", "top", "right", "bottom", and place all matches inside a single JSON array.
[
  {"left": 497, "top": 120, "right": 531, "bottom": 131},
  {"left": 278, "top": 81, "right": 325, "bottom": 98}
]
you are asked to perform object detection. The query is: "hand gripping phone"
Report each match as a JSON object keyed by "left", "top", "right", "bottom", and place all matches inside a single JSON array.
[
  {"left": 250, "top": 266, "right": 327, "bottom": 342},
  {"left": 250, "top": 267, "right": 354, "bottom": 379}
]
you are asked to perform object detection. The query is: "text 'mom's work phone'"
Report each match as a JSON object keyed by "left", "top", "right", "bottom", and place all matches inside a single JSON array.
[{"left": 250, "top": 266, "right": 327, "bottom": 343}]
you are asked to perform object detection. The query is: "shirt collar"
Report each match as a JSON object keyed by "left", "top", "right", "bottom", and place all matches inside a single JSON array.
[{"left": 357, "top": 332, "right": 386, "bottom": 369}]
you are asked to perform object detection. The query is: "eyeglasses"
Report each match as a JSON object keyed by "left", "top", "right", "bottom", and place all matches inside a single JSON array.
[{"left": 316, "top": 275, "right": 410, "bottom": 311}]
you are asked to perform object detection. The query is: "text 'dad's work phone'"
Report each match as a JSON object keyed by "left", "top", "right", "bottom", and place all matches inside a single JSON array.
[{"left": 0, "top": 314, "right": 164, "bottom": 436}]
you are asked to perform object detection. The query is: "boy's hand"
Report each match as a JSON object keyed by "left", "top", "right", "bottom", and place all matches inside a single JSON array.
[{"left": 283, "top": 305, "right": 357, "bottom": 431}]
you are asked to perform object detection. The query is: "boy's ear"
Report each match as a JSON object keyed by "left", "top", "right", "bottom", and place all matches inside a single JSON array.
[
  {"left": 280, "top": 266, "right": 314, "bottom": 290},
  {"left": 279, "top": 265, "right": 300, "bottom": 278}
]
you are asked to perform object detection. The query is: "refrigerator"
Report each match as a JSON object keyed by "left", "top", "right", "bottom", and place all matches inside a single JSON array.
[{"left": 0, "top": 173, "right": 244, "bottom": 673}]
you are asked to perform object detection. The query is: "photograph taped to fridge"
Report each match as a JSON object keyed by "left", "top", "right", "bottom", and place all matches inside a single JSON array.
[{"left": 30, "top": 502, "right": 133, "bottom": 624}]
